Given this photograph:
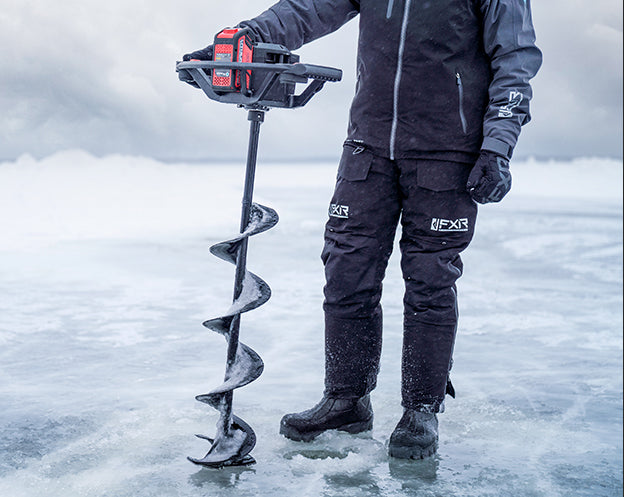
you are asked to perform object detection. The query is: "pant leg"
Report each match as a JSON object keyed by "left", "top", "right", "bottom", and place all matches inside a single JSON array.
[
  {"left": 321, "top": 145, "right": 400, "bottom": 398},
  {"left": 397, "top": 159, "right": 478, "bottom": 412}
]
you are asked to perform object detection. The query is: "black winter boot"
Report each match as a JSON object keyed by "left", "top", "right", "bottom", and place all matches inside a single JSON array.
[
  {"left": 388, "top": 409, "right": 438, "bottom": 459},
  {"left": 279, "top": 395, "right": 373, "bottom": 442}
]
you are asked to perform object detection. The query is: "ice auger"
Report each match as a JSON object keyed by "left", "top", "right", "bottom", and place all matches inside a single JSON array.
[{"left": 176, "top": 40, "right": 342, "bottom": 468}]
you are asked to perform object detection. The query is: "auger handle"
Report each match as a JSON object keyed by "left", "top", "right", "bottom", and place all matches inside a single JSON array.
[
  {"left": 280, "top": 63, "right": 343, "bottom": 82},
  {"left": 175, "top": 60, "right": 342, "bottom": 108},
  {"left": 176, "top": 60, "right": 342, "bottom": 81}
]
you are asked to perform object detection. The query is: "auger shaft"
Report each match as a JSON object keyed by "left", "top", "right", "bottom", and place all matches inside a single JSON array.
[{"left": 221, "top": 109, "right": 266, "bottom": 434}]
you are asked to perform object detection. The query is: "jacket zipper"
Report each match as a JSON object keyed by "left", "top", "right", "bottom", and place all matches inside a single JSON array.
[
  {"left": 455, "top": 71, "right": 467, "bottom": 134},
  {"left": 389, "top": 0, "right": 412, "bottom": 160},
  {"left": 386, "top": 0, "right": 394, "bottom": 18}
]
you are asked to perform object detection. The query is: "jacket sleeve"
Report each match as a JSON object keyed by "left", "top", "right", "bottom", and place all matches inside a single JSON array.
[
  {"left": 479, "top": 0, "right": 542, "bottom": 159},
  {"left": 238, "top": 0, "right": 360, "bottom": 50}
]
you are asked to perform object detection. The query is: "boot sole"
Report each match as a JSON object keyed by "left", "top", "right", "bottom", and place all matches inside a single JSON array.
[
  {"left": 388, "top": 441, "right": 437, "bottom": 459},
  {"left": 280, "top": 418, "right": 373, "bottom": 442}
]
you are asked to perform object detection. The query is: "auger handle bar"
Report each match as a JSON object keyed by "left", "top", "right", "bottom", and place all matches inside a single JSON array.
[{"left": 176, "top": 60, "right": 343, "bottom": 109}]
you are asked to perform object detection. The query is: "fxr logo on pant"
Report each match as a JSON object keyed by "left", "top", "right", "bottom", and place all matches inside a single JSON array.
[
  {"left": 430, "top": 218, "right": 469, "bottom": 232},
  {"left": 329, "top": 204, "right": 349, "bottom": 218}
]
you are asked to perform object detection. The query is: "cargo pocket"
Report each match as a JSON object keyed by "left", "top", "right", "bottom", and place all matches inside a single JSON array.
[
  {"left": 416, "top": 161, "right": 471, "bottom": 192},
  {"left": 337, "top": 141, "right": 374, "bottom": 181}
]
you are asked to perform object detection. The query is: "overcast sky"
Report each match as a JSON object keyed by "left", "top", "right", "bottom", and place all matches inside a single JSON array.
[{"left": 1, "top": 0, "right": 622, "bottom": 161}]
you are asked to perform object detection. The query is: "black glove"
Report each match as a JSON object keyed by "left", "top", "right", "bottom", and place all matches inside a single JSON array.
[
  {"left": 182, "top": 45, "right": 214, "bottom": 61},
  {"left": 178, "top": 45, "right": 214, "bottom": 88},
  {"left": 466, "top": 150, "right": 512, "bottom": 204}
]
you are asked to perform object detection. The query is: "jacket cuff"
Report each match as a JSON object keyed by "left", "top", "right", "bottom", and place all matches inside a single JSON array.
[{"left": 481, "top": 137, "right": 513, "bottom": 159}]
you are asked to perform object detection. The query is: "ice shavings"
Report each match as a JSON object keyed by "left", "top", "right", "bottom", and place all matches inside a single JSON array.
[{"left": 225, "top": 272, "right": 263, "bottom": 316}]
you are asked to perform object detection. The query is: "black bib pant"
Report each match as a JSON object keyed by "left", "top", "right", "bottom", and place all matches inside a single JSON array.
[{"left": 322, "top": 144, "right": 478, "bottom": 413}]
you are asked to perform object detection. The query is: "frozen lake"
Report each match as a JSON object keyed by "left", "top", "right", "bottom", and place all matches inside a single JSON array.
[{"left": 0, "top": 152, "right": 622, "bottom": 496}]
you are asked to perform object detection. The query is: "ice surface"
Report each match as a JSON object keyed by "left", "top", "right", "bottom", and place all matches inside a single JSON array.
[{"left": 0, "top": 152, "right": 622, "bottom": 496}]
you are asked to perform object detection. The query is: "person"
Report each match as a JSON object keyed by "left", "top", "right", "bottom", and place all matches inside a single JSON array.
[{"left": 183, "top": 0, "right": 541, "bottom": 459}]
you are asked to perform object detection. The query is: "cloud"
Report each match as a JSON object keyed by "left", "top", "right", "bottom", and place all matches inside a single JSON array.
[
  {"left": 0, "top": 0, "right": 621, "bottom": 161},
  {"left": 522, "top": 0, "right": 623, "bottom": 159}
]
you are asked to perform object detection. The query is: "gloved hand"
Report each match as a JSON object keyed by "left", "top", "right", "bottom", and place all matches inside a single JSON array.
[
  {"left": 182, "top": 45, "right": 214, "bottom": 61},
  {"left": 178, "top": 45, "right": 214, "bottom": 88},
  {"left": 466, "top": 150, "right": 512, "bottom": 204}
]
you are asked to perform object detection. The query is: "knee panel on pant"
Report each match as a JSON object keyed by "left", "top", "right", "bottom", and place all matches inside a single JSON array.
[
  {"left": 322, "top": 232, "right": 391, "bottom": 318},
  {"left": 400, "top": 249, "right": 462, "bottom": 326}
]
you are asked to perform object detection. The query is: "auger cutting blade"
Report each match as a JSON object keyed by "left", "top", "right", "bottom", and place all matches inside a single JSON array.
[{"left": 188, "top": 417, "right": 257, "bottom": 468}]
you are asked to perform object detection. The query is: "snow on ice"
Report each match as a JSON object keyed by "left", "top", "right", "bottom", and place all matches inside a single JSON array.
[{"left": 0, "top": 151, "right": 622, "bottom": 496}]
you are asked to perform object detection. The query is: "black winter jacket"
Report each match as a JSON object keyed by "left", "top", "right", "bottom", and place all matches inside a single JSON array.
[{"left": 240, "top": 0, "right": 542, "bottom": 160}]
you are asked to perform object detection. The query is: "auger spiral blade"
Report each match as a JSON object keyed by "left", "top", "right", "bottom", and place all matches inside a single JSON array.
[{"left": 189, "top": 110, "right": 277, "bottom": 468}]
